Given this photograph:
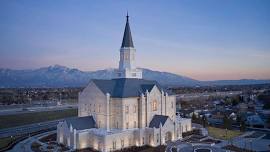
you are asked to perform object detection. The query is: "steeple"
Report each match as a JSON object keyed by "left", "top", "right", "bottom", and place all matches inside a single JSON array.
[
  {"left": 121, "top": 13, "right": 134, "bottom": 48},
  {"left": 115, "top": 14, "right": 142, "bottom": 79}
]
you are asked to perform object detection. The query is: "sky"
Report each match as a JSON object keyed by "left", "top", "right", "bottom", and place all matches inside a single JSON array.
[{"left": 0, "top": 0, "right": 270, "bottom": 81}]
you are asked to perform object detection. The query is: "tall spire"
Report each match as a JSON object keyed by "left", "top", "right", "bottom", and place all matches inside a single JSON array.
[{"left": 121, "top": 13, "right": 134, "bottom": 48}]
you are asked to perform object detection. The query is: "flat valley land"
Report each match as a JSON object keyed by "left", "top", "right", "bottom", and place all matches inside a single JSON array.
[{"left": 0, "top": 108, "right": 77, "bottom": 129}]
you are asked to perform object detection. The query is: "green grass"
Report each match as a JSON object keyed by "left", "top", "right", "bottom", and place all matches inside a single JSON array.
[
  {"left": 0, "top": 137, "right": 13, "bottom": 149},
  {"left": 0, "top": 109, "right": 78, "bottom": 129},
  {"left": 207, "top": 126, "right": 242, "bottom": 140}
]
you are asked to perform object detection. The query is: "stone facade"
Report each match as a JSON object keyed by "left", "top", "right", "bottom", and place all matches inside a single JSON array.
[{"left": 57, "top": 14, "right": 192, "bottom": 152}]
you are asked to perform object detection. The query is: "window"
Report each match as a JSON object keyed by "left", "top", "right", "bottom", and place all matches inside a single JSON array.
[
  {"left": 152, "top": 100, "right": 157, "bottom": 111},
  {"left": 149, "top": 134, "right": 151, "bottom": 144},
  {"left": 125, "top": 105, "right": 129, "bottom": 114},
  {"left": 113, "top": 141, "right": 116, "bottom": 150},
  {"left": 133, "top": 106, "right": 136, "bottom": 113},
  {"left": 171, "top": 101, "right": 173, "bottom": 109},
  {"left": 124, "top": 54, "right": 129, "bottom": 60},
  {"left": 129, "top": 138, "right": 132, "bottom": 146},
  {"left": 98, "top": 121, "right": 101, "bottom": 128},
  {"left": 121, "top": 140, "right": 124, "bottom": 148},
  {"left": 116, "top": 121, "right": 119, "bottom": 129},
  {"left": 98, "top": 105, "right": 101, "bottom": 112},
  {"left": 132, "top": 73, "right": 136, "bottom": 77},
  {"left": 89, "top": 104, "right": 91, "bottom": 112},
  {"left": 134, "top": 121, "right": 136, "bottom": 128},
  {"left": 156, "top": 134, "right": 159, "bottom": 143},
  {"left": 126, "top": 122, "right": 129, "bottom": 129}
]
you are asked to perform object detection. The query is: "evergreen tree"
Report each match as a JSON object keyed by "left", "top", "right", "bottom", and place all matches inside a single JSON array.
[
  {"left": 192, "top": 112, "right": 197, "bottom": 123},
  {"left": 240, "top": 120, "right": 246, "bottom": 132},
  {"left": 223, "top": 115, "right": 232, "bottom": 130},
  {"left": 202, "top": 115, "right": 208, "bottom": 128}
]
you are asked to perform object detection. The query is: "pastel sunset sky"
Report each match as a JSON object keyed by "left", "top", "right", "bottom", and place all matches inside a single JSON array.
[{"left": 0, "top": 0, "right": 269, "bottom": 80}]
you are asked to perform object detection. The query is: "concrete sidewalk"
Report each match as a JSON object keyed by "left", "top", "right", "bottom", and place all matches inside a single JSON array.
[{"left": 8, "top": 131, "right": 56, "bottom": 152}]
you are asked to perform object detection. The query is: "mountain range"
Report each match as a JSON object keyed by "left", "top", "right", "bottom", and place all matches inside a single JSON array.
[{"left": 0, "top": 65, "right": 269, "bottom": 88}]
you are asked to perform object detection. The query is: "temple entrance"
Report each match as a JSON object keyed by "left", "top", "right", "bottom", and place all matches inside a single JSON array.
[{"left": 165, "top": 131, "right": 172, "bottom": 143}]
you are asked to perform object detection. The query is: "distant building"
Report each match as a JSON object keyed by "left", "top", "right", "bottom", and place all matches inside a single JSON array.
[
  {"left": 246, "top": 114, "right": 264, "bottom": 127},
  {"left": 57, "top": 14, "right": 191, "bottom": 152}
]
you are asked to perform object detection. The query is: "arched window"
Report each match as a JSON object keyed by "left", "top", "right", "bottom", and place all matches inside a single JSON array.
[{"left": 152, "top": 100, "right": 157, "bottom": 111}]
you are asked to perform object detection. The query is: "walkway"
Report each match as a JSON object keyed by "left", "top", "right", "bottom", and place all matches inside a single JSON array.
[{"left": 8, "top": 131, "right": 56, "bottom": 152}]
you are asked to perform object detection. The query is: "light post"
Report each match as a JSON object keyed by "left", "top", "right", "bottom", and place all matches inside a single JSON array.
[{"left": 249, "top": 139, "right": 252, "bottom": 152}]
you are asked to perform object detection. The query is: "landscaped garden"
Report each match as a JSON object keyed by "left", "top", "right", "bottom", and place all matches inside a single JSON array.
[{"left": 207, "top": 126, "right": 242, "bottom": 140}]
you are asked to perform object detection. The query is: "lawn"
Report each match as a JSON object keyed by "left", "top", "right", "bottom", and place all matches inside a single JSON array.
[
  {"left": 0, "top": 137, "right": 13, "bottom": 150},
  {"left": 207, "top": 126, "right": 242, "bottom": 140},
  {"left": 0, "top": 109, "right": 77, "bottom": 129}
]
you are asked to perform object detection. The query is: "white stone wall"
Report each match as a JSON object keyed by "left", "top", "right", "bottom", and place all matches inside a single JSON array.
[
  {"left": 116, "top": 47, "right": 142, "bottom": 79},
  {"left": 166, "top": 95, "right": 176, "bottom": 122},
  {"left": 110, "top": 98, "right": 123, "bottom": 129},
  {"left": 58, "top": 80, "right": 192, "bottom": 151},
  {"left": 146, "top": 86, "right": 162, "bottom": 126},
  {"left": 119, "top": 47, "right": 136, "bottom": 70},
  {"left": 178, "top": 118, "right": 192, "bottom": 133},
  {"left": 121, "top": 97, "right": 139, "bottom": 129},
  {"left": 78, "top": 81, "right": 107, "bottom": 129}
]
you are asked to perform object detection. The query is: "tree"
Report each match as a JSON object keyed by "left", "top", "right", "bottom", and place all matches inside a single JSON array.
[
  {"left": 192, "top": 112, "right": 197, "bottom": 123},
  {"left": 202, "top": 115, "right": 208, "bottom": 128},
  {"left": 223, "top": 115, "right": 232, "bottom": 130},
  {"left": 240, "top": 120, "right": 246, "bottom": 132}
]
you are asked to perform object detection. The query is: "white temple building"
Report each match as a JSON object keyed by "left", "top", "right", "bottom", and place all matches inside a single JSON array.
[{"left": 57, "top": 14, "right": 192, "bottom": 152}]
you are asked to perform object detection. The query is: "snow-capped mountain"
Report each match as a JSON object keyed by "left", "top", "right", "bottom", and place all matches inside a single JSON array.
[
  {"left": 0, "top": 65, "right": 269, "bottom": 88},
  {"left": 0, "top": 65, "right": 200, "bottom": 88}
]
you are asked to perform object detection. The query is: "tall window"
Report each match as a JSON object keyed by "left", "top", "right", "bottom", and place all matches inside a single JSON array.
[
  {"left": 134, "top": 121, "right": 136, "bottom": 128},
  {"left": 156, "top": 133, "right": 159, "bottom": 143},
  {"left": 124, "top": 54, "right": 129, "bottom": 60},
  {"left": 171, "top": 101, "right": 173, "bottom": 109},
  {"left": 152, "top": 100, "right": 157, "bottom": 111},
  {"left": 99, "top": 105, "right": 101, "bottom": 112},
  {"left": 133, "top": 106, "right": 137, "bottom": 113},
  {"left": 129, "top": 138, "right": 132, "bottom": 146},
  {"left": 125, "top": 105, "right": 129, "bottom": 114},
  {"left": 126, "top": 122, "right": 129, "bottom": 129},
  {"left": 121, "top": 140, "right": 124, "bottom": 148},
  {"left": 113, "top": 141, "right": 116, "bottom": 150}
]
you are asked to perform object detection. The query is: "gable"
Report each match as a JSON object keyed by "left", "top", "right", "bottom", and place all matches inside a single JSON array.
[
  {"left": 149, "top": 115, "right": 169, "bottom": 128},
  {"left": 65, "top": 116, "right": 96, "bottom": 130},
  {"left": 80, "top": 81, "right": 106, "bottom": 100}
]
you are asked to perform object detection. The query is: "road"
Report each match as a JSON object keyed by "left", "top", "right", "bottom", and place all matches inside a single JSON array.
[
  {"left": 0, "top": 118, "right": 68, "bottom": 138},
  {"left": 176, "top": 91, "right": 242, "bottom": 100},
  {"left": 0, "top": 104, "right": 77, "bottom": 116}
]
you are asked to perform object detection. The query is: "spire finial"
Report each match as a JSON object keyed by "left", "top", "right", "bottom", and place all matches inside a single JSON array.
[{"left": 126, "top": 11, "right": 129, "bottom": 20}]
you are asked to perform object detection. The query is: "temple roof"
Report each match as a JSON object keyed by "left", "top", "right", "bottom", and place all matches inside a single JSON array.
[
  {"left": 149, "top": 115, "right": 169, "bottom": 128},
  {"left": 65, "top": 116, "right": 96, "bottom": 130},
  {"left": 121, "top": 14, "right": 134, "bottom": 48},
  {"left": 92, "top": 78, "right": 162, "bottom": 98}
]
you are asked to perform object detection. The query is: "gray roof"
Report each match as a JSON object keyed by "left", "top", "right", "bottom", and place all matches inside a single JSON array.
[
  {"left": 92, "top": 78, "right": 162, "bottom": 98},
  {"left": 65, "top": 116, "right": 96, "bottom": 130},
  {"left": 149, "top": 115, "right": 169, "bottom": 128},
  {"left": 121, "top": 15, "right": 134, "bottom": 48}
]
